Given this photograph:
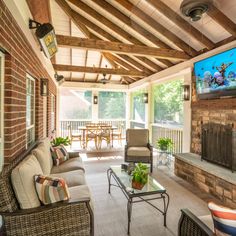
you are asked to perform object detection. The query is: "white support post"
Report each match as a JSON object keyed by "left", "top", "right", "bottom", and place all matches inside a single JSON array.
[
  {"left": 183, "top": 72, "right": 192, "bottom": 152},
  {"left": 126, "top": 91, "right": 130, "bottom": 129},
  {"left": 56, "top": 87, "right": 60, "bottom": 137}
]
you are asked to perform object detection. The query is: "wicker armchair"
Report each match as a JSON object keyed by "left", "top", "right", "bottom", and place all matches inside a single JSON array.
[
  {"left": 0, "top": 144, "right": 94, "bottom": 236},
  {"left": 125, "top": 129, "right": 153, "bottom": 172},
  {"left": 178, "top": 209, "right": 214, "bottom": 236}
]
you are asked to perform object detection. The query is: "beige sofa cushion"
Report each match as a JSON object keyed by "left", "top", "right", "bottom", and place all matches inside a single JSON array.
[
  {"left": 32, "top": 143, "right": 52, "bottom": 174},
  {"left": 39, "top": 138, "right": 53, "bottom": 168},
  {"left": 50, "top": 169, "right": 86, "bottom": 187},
  {"left": 127, "top": 147, "right": 151, "bottom": 157},
  {"left": 126, "top": 129, "right": 149, "bottom": 147},
  {"left": 11, "top": 154, "right": 43, "bottom": 209},
  {"left": 69, "top": 185, "right": 93, "bottom": 211},
  {"left": 51, "top": 157, "right": 85, "bottom": 174}
]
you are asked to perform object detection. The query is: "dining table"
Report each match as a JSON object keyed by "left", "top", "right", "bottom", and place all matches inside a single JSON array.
[{"left": 78, "top": 126, "right": 118, "bottom": 149}]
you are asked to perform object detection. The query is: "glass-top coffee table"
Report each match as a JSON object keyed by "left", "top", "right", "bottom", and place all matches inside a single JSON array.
[{"left": 107, "top": 165, "right": 170, "bottom": 234}]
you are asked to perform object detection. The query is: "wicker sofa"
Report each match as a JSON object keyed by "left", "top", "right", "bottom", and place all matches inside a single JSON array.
[
  {"left": 0, "top": 138, "right": 94, "bottom": 236},
  {"left": 178, "top": 209, "right": 215, "bottom": 236}
]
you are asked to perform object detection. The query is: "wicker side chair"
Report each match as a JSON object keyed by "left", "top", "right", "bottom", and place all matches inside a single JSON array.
[
  {"left": 178, "top": 209, "right": 214, "bottom": 236},
  {"left": 125, "top": 129, "right": 153, "bottom": 172},
  {"left": 0, "top": 144, "right": 94, "bottom": 236}
]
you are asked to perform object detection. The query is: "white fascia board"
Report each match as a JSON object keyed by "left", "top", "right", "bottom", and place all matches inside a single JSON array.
[
  {"left": 3, "top": 0, "right": 57, "bottom": 87},
  {"left": 61, "top": 81, "right": 128, "bottom": 92}
]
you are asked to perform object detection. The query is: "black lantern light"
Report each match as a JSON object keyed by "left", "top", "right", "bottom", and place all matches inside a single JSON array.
[
  {"left": 40, "top": 78, "right": 49, "bottom": 96},
  {"left": 93, "top": 95, "right": 98, "bottom": 104},
  {"left": 143, "top": 93, "right": 148, "bottom": 103},
  {"left": 183, "top": 84, "right": 190, "bottom": 101}
]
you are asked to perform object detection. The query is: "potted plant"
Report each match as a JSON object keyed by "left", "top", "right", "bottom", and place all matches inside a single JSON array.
[
  {"left": 51, "top": 136, "right": 71, "bottom": 147},
  {"left": 131, "top": 163, "right": 148, "bottom": 190},
  {"left": 156, "top": 137, "right": 173, "bottom": 151}
]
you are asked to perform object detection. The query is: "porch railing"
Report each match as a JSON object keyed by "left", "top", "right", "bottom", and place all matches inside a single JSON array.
[
  {"left": 151, "top": 123, "right": 183, "bottom": 154},
  {"left": 60, "top": 119, "right": 126, "bottom": 138},
  {"left": 130, "top": 120, "right": 145, "bottom": 129}
]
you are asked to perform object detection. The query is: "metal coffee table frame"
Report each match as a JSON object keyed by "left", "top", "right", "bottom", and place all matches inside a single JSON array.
[{"left": 107, "top": 167, "right": 170, "bottom": 234}]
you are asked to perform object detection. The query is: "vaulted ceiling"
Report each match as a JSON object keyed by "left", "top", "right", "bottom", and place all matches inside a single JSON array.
[{"left": 27, "top": 0, "right": 236, "bottom": 85}]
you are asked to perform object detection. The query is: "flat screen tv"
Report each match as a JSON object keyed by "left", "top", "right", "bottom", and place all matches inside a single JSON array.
[{"left": 194, "top": 48, "right": 236, "bottom": 99}]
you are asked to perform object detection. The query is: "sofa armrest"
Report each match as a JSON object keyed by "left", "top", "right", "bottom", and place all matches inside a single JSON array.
[
  {"left": 1, "top": 198, "right": 94, "bottom": 236},
  {"left": 178, "top": 209, "right": 214, "bottom": 236},
  {"left": 68, "top": 151, "right": 80, "bottom": 158},
  {"left": 147, "top": 143, "right": 153, "bottom": 151}
]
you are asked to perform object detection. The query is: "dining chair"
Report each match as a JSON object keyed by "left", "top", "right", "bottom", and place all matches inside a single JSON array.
[
  {"left": 98, "top": 125, "right": 112, "bottom": 149},
  {"left": 68, "top": 124, "right": 82, "bottom": 148},
  {"left": 112, "top": 124, "right": 123, "bottom": 145},
  {"left": 85, "top": 125, "right": 100, "bottom": 149}
]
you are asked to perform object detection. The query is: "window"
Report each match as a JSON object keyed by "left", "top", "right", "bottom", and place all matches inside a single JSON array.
[
  {"left": 153, "top": 79, "right": 183, "bottom": 125},
  {"left": 51, "top": 94, "right": 55, "bottom": 132},
  {"left": 60, "top": 88, "right": 92, "bottom": 120},
  {"left": 98, "top": 91, "right": 126, "bottom": 119},
  {"left": 0, "top": 52, "right": 4, "bottom": 170},
  {"left": 26, "top": 75, "right": 35, "bottom": 147}
]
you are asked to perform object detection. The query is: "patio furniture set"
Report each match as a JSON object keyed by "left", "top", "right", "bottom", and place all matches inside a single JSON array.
[
  {"left": 0, "top": 138, "right": 94, "bottom": 236},
  {"left": 69, "top": 123, "right": 122, "bottom": 149}
]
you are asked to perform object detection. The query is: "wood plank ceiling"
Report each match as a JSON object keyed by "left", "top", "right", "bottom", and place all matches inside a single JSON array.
[{"left": 27, "top": 0, "right": 236, "bottom": 85}]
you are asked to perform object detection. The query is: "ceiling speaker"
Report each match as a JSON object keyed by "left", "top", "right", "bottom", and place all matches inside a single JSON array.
[{"left": 180, "top": 0, "right": 212, "bottom": 21}]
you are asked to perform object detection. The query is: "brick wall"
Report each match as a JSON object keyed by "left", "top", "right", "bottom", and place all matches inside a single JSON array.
[
  {"left": 191, "top": 76, "right": 236, "bottom": 154},
  {"left": 0, "top": 0, "right": 57, "bottom": 162}
]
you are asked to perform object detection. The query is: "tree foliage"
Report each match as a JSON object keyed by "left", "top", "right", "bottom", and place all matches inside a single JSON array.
[
  {"left": 98, "top": 92, "right": 126, "bottom": 119},
  {"left": 153, "top": 80, "right": 183, "bottom": 124}
]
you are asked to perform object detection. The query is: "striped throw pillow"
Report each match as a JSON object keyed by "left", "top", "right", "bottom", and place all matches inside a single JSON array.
[
  {"left": 35, "top": 175, "right": 70, "bottom": 205},
  {"left": 208, "top": 202, "right": 236, "bottom": 236},
  {"left": 50, "top": 145, "right": 69, "bottom": 166}
]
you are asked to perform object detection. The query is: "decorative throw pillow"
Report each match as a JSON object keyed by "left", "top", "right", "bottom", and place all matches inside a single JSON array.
[
  {"left": 208, "top": 202, "right": 236, "bottom": 236},
  {"left": 35, "top": 175, "right": 70, "bottom": 205},
  {"left": 50, "top": 145, "right": 69, "bottom": 166}
]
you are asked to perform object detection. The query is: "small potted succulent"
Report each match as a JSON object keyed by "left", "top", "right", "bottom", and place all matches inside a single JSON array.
[
  {"left": 131, "top": 163, "right": 149, "bottom": 190},
  {"left": 51, "top": 136, "right": 71, "bottom": 147},
  {"left": 156, "top": 137, "right": 173, "bottom": 151}
]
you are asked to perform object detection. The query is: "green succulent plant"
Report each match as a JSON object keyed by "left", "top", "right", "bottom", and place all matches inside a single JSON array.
[
  {"left": 156, "top": 137, "right": 173, "bottom": 151},
  {"left": 132, "top": 163, "right": 148, "bottom": 184},
  {"left": 51, "top": 136, "right": 71, "bottom": 147}
]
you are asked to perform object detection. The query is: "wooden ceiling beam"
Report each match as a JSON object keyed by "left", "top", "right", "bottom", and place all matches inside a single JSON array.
[
  {"left": 56, "top": 0, "right": 155, "bottom": 80},
  {"left": 27, "top": 0, "right": 51, "bottom": 23},
  {"left": 92, "top": 0, "right": 174, "bottom": 67},
  {"left": 83, "top": 50, "right": 88, "bottom": 82},
  {"left": 56, "top": 35, "right": 190, "bottom": 60},
  {"left": 116, "top": 55, "right": 154, "bottom": 74},
  {"left": 102, "top": 52, "right": 141, "bottom": 71},
  {"left": 53, "top": 64, "right": 147, "bottom": 77},
  {"left": 69, "top": 8, "right": 162, "bottom": 72},
  {"left": 68, "top": 0, "right": 163, "bottom": 71},
  {"left": 207, "top": 5, "right": 236, "bottom": 37},
  {"left": 114, "top": 0, "right": 197, "bottom": 57},
  {"left": 146, "top": 0, "right": 215, "bottom": 50},
  {"left": 95, "top": 55, "right": 103, "bottom": 82}
]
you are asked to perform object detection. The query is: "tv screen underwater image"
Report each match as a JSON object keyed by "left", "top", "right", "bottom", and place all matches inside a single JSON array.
[{"left": 194, "top": 48, "right": 236, "bottom": 99}]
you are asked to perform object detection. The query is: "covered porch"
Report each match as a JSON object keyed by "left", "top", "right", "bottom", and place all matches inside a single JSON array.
[{"left": 1, "top": 0, "right": 236, "bottom": 236}]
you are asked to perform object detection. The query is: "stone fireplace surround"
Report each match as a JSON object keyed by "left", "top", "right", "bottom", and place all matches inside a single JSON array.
[
  {"left": 174, "top": 80, "right": 236, "bottom": 208},
  {"left": 174, "top": 153, "right": 236, "bottom": 208}
]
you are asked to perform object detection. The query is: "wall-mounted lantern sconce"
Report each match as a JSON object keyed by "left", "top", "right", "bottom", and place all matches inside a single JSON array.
[
  {"left": 29, "top": 19, "right": 58, "bottom": 58},
  {"left": 143, "top": 93, "right": 148, "bottom": 103},
  {"left": 183, "top": 84, "right": 190, "bottom": 101},
  {"left": 93, "top": 95, "right": 98, "bottom": 104},
  {"left": 40, "top": 78, "right": 49, "bottom": 96}
]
